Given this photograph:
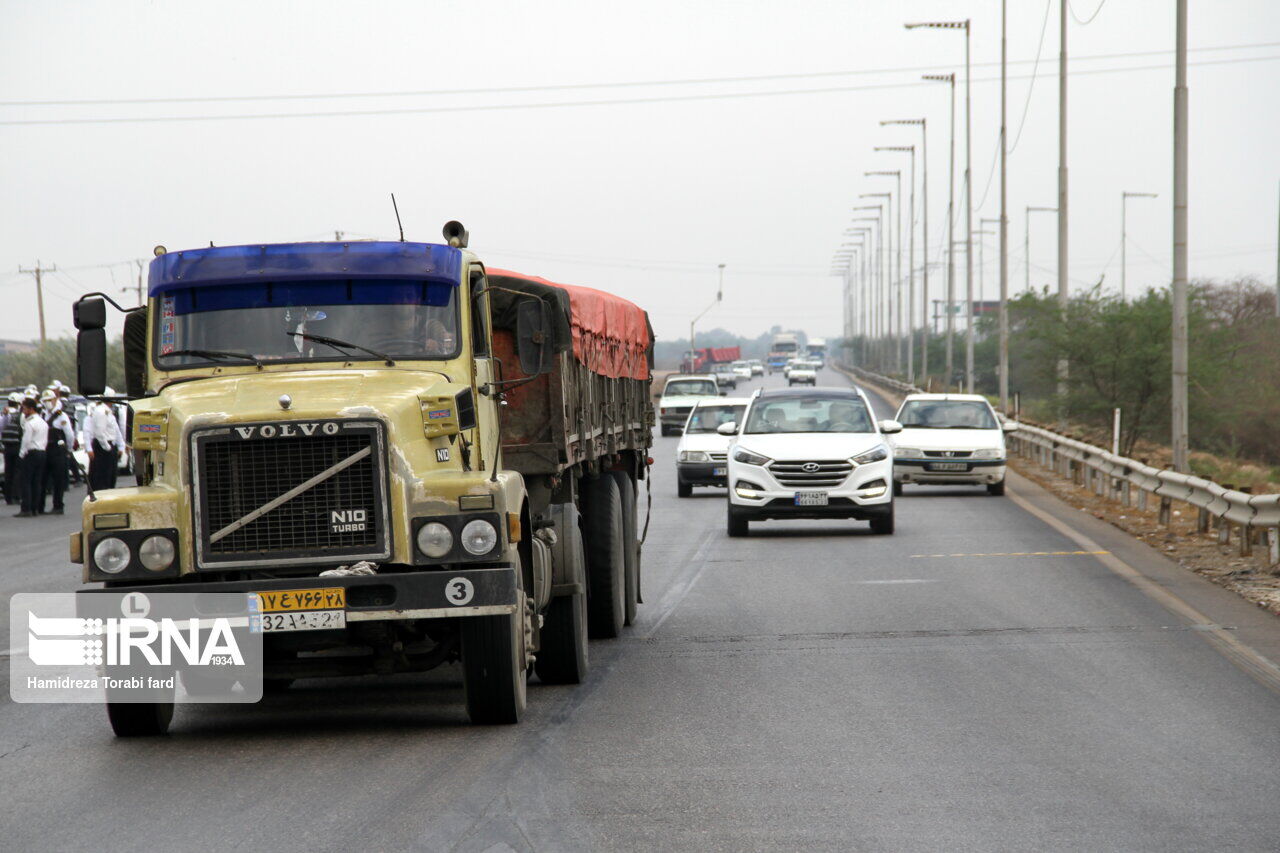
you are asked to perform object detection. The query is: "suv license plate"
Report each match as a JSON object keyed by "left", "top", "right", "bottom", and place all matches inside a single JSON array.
[{"left": 795, "top": 491, "right": 829, "bottom": 506}]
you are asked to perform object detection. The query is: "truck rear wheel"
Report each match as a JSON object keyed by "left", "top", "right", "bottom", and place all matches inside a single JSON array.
[
  {"left": 462, "top": 558, "right": 528, "bottom": 724},
  {"left": 609, "top": 469, "right": 640, "bottom": 627},
  {"left": 535, "top": 520, "right": 589, "bottom": 685},
  {"left": 581, "top": 474, "right": 626, "bottom": 639},
  {"left": 107, "top": 700, "right": 173, "bottom": 737}
]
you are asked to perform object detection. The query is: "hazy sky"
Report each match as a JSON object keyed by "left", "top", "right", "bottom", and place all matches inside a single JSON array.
[{"left": 2, "top": 0, "right": 1276, "bottom": 346}]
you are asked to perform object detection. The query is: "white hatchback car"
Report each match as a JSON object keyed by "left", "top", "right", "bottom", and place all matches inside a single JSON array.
[
  {"left": 888, "top": 393, "right": 1017, "bottom": 495},
  {"left": 722, "top": 387, "right": 900, "bottom": 536},
  {"left": 675, "top": 397, "right": 749, "bottom": 497}
]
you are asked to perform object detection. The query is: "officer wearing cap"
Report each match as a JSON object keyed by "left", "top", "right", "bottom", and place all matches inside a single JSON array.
[
  {"left": 16, "top": 397, "right": 48, "bottom": 517},
  {"left": 40, "top": 389, "right": 74, "bottom": 514},
  {"left": 1, "top": 392, "right": 23, "bottom": 504}
]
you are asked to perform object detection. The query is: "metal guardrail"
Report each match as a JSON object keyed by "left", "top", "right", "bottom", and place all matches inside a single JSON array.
[{"left": 841, "top": 363, "right": 1280, "bottom": 566}]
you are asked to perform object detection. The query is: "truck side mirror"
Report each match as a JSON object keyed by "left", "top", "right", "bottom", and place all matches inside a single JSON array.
[
  {"left": 516, "top": 299, "right": 553, "bottom": 375},
  {"left": 74, "top": 297, "right": 108, "bottom": 396}
]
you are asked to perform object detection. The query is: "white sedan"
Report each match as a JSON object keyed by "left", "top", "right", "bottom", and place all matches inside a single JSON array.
[{"left": 888, "top": 393, "right": 1017, "bottom": 496}]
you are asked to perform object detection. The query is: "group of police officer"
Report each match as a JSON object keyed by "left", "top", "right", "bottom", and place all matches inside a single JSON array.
[{"left": 0, "top": 382, "right": 127, "bottom": 518}]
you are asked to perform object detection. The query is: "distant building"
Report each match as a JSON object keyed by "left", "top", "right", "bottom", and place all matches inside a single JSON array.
[{"left": 0, "top": 339, "right": 37, "bottom": 355}]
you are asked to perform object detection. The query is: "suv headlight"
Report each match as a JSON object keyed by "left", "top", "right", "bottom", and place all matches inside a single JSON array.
[
  {"left": 460, "top": 519, "right": 498, "bottom": 555},
  {"left": 733, "top": 447, "right": 771, "bottom": 466},
  {"left": 852, "top": 446, "right": 889, "bottom": 465},
  {"left": 892, "top": 447, "right": 923, "bottom": 458},
  {"left": 972, "top": 448, "right": 1005, "bottom": 460},
  {"left": 93, "top": 537, "right": 131, "bottom": 574},
  {"left": 679, "top": 450, "right": 710, "bottom": 463}
]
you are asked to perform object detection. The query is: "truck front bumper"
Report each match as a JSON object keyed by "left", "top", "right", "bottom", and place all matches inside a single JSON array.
[{"left": 82, "top": 566, "right": 519, "bottom": 622}]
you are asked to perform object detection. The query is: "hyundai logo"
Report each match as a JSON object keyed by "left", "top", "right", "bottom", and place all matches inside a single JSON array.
[{"left": 802, "top": 462, "right": 821, "bottom": 473}]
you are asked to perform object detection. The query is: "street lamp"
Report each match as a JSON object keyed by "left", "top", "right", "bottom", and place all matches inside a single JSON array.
[
  {"left": 922, "top": 72, "right": 957, "bottom": 388},
  {"left": 866, "top": 172, "right": 902, "bottom": 373},
  {"left": 1121, "top": 191, "right": 1158, "bottom": 299},
  {"left": 881, "top": 119, "right": 930, "bottom": 384},
  {"left": 860, "top": 194, "right": 893, "bottom": 370},
  {"left": 1025, "top": 206, "right": 1057, "bottom": 292},
  {"left": 910, "top": 19, "right": 971, "bottom": 391},
  {"left": 851, "top": 210, "right": 884, "bottom": 362},
  {"left": 876, "top": 146, "right": 917, "bottom": 383},
  {"left": 688, "top": 264, "right": 725, "bottom": 373},
  {"left": 846, "top": 228, "right": 873, "bottom": 353}
]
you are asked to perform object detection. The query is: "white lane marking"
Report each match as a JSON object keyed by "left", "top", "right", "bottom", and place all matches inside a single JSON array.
[
  {"left": 856, "top": 579, "right": 937, "bottom": 584},
  {"left": 642, "top": 528, "right": 717, "bottom": 639}
]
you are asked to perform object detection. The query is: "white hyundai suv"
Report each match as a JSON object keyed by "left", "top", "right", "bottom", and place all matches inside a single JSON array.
[
  {"left": 721, "top": 387, "right": 900, "bottom": 537},
  {"left": 888, "top": 393, "right": 1017, "bottom": 495}
]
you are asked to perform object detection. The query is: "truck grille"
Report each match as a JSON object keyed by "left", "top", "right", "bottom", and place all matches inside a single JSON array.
[
  {"left": 769, "top": 460, "right": 853, "bottom": 488},
  {"left": 192, "top": 419, "right": 389, "bottom": 568}
]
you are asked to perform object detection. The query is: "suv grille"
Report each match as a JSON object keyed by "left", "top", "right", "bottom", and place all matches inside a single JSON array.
[
  {"left": 769, "top": 460, "right": 853, "bottom": 488},
  {"left": 192, "top": 420, "right": 389, "bottom": 568}
]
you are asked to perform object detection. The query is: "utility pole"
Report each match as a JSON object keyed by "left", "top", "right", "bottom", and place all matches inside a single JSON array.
[
  {"left": 999, "top": 0, "right": 1010, "bottom": 412},
  {"left": 1171, "top": 0, "right": 1190, "bottom": 472},
  {"left": 18, "top": 260, "right": 55, "bottom": 346},
  {"left": 963, "top": 20, "right": 974, "bottom": 393},
  {"left": 1121, "top": 191, "right": 1158, "bottom": 299},
  {"left": 1275, "top": 182, "right": 1279, "bottom": 318},
  {"left": 689, "top": 264, "right": 725, "bottom": 373},
  {"left": 981, "top": 219, "right": 1000, "bottom": 306},
  {"left": 877, "top": 146, "right": 918, "bottom": 384},
  {"left": 1026, "top": 206, "right": 1057, "bottom": 292},
  {"left": 880, "top": 122, "right": 928, "bottom": 385},
  {"left": 1056, "top": 0, "right": 1070, "bottom": 413},
  {"left": 864, "top": 176, "right": 901, "bottom": 373},
  {"left": 123, "top": 259, "right": 146, "bottom": 305}
]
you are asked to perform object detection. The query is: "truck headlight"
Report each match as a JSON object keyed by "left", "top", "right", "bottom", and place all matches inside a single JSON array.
[
  {"left": 416, "top": 522, "right": 454, "bottom": 558},
  {"left": 138, "top": 534, "right": 176, "bottom": 572},
  {"left": 460, "top": 519, "right": 498, "bottom": 555},
  {"left": 972, "top": 448, "right": 1005, "bottom": 460},
  {"left": 679, "top": 450, "right": 710, "bottom": 463},
  {"left": 852, "top": 446, "right": 889, "bottom": 465},
  {"left": 733, "top": 447, "right": 771, "bottom": 466},
  {"left": 93, "top": 537, "right": 131, "bottom": 574}
]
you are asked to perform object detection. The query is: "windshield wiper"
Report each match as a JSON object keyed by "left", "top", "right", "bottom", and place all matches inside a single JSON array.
[
  {"left": 157, "top": 348, "right": 262, "bottom": 367},
  {"left": 286, "top": 331, "right": 395, "bottom": 366}
]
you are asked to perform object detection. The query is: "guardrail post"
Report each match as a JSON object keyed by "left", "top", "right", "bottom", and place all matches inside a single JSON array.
[
  {"left": 1158, "top": 496, "right": 1172, "bottom": 526},
  {"left": 1269, "top": 528, "right": 1279, "bottom": 567},
  {"left": 1240, "top": 525, "right": 1254, "bottom": 557},
  {"left": 1138, "top": 487, "right": 1148, "bottom": 511},
  {"left": 1218, "top": 518, "right": 1230, "bottom": 545},
  {"left": 1121, "top": 479, "right": 1131, "bottom": 507}
]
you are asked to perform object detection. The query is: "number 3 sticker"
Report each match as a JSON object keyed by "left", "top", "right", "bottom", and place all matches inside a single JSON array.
[{"left": 445, "top": 577, "right": 475, "bottom": 606}]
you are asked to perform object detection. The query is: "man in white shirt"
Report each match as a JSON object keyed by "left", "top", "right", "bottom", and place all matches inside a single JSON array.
[
  {"left": 17, "top": 398, "right": 48, "bottom": 517},
  {"left": 41, "top": 390, "right": 75, "bottom": 514},
  {"left": 84, "top": 398, "right": 125, "bottom": 491}
]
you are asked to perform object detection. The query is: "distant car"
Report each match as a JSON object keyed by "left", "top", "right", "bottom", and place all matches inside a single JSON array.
[
  {"left": 748, "top": 359, "right": 764, "bottom": 376},
  {"left": 787, "top": 362, "right": 817, "bottom": 386},
  {"left": 675, "top": 397, "right": 749, "bottom": 497},
  {"left": 723, "top": 386, "right": 899, "bottom": 536},
  {"left": 711, "top": 363, "right": 738, "bottom": 390},
  {"left": 782, "top": 358, "right": 799, "bottom": 379},
  {"left": 888, "top": 393, "right": 1017, "bottom": 496},
  {"left": 731, "top": 360, "right": 753, "bottom": 381},
  {"left": 658, "top": 375, "right": 720, "bottom": 436}
]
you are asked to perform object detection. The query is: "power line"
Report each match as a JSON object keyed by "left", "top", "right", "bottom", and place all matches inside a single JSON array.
[
  {"left": 3, "top": 54, "right": 1277, "bottom": 127},
  {"left": 1069, "top": 0, "right": 1109, "bottom": 26},
  {"left": 1009, "top": 0, "right": 1053, "bottom": 154},
  {"left": 4, "top": 40, "right": 1272, "bottom": 109}
]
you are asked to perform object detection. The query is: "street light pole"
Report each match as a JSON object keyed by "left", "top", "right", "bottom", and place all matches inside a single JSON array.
[
  {"left": 1121, "top": 191, "right": 1158, "bottom": 299},
  {"left": 860, "top": 195, "right": 892, "bottom": 369},
  {"left": 1171, "top": 0, "right": 1190, "bottom": 472},
  {"left": 850, "top": 216, "right": 881, "bottom": 362},
  {"left": 1057, "top": 0, "right": 1070, "bottom": 410},
  {"left": 688, "top": 264, "right": 725, "bottom": 373},
  {"left": 876, "top": 145, "right": 917, "bottom": 384},
  {"left": 880, "top": 122, "right": 928, "bottom": 384},
  {"left": 922, "top": 71, "right": 957, "bottom": 388},
  {"left": 865, "top": 174, "right": 902, "bottom": 373},
  {"left": 981, "top": 219, "right": 1000, "bottom": 309},
  {"left": 999, "top": 0, "right": 1010, "bottom": 412}
]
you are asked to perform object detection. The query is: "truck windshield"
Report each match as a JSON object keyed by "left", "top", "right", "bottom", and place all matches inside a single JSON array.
[
  {"left": 154, "top": 279, "right": 459, "bottom": 367},
  {"left": 897, "top": 400, "right": 998, "bottom": 429},
  {"left": 686, "top": 404, "right": 746, "bottom": 433},
  {"left": 745, "top": 396, "right": 874, "bottom": 434},
  {"left": 665, "top": 380, "right": 718, "bottom": 397}
]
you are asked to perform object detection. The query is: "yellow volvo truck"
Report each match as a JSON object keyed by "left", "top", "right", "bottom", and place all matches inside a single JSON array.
[{"left": 71, "top": 224, "right": 653, "bottom": 735}]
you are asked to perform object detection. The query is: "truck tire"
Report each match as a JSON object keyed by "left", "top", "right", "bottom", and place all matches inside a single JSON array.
[
  {"left": 461, "top": 558, "right": 528, "bottom": 724},
  {"left": 581, "top": 474, "right": 626, "bottom": 639},
  {"left": 677, "top": 479, "right": 692, "bottom": 498},
  {"left": 462, "top": 613, "right": 527, "bottom": 724},
  {"left": 609, "top": 470, "right": 640, "bottom": 627},
  {"left": 107, "top": 701, "right": 174, "bottom": 737},
  {"left": 727, "top": 504, "right": 749, "bottom": 537},
  {"left": 535, "top": 522, "right": 589, "bottom": 685}
]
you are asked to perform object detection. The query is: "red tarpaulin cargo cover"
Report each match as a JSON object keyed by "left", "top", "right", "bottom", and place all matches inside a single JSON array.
[{"left": 488, "top": 269, "right": 653, "bottom": 381}]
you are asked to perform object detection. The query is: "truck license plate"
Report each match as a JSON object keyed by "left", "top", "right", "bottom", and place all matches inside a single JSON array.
[
  {"left": 253, "top": 587, "right": 347, "bottom": 633},
  {"left": 712, "top": 467, "right": 727, "bottom": 477},
  {"left": 258, "top": 610, "right": 346, "bottom": 633},
  {"left": 795, "top": 491, "right": 829, "bottom": 506},
  {"left": 927, "top": 462, "right": 969, "bottom": 472}
]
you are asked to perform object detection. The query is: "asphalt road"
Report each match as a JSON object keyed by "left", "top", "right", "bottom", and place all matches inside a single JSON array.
[{"left": 3, "top": 368, "right": 1280, "bottom": 852}]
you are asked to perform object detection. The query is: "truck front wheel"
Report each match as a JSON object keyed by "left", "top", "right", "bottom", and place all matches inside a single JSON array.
[
  {"left": 107, "top": 700, "right": 174, "bottom": 737},
  {"left": 581, "top": 474, "right": 626, "bottom": 639},
  {"left": 462, "top": 558, "right": 528, "bottom": 724}
]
